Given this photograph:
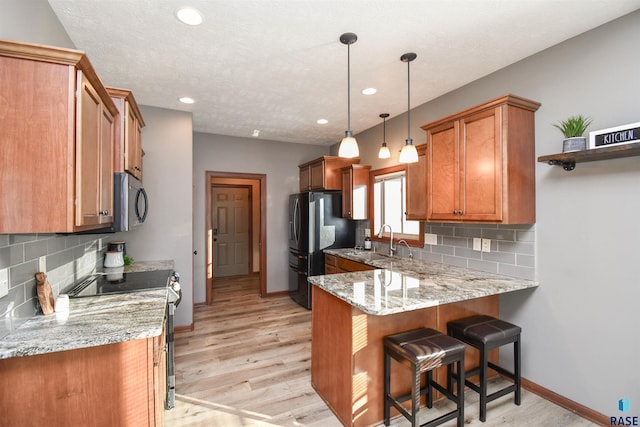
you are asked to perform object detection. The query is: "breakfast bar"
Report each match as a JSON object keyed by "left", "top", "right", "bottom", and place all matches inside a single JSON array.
[{"left": 308, "top": 249, "right": 537, "bottom": 427}]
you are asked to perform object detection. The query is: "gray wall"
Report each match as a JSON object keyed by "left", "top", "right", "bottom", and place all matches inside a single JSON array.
[
  {"left": 348, "top": 10, "right": 640, "bottom": 415},
  {"left": 0, "top": 0, "right": 74, "bottom": 47},
  {"left": 116, "top": 106, "right": 194, "bottom": 328},
  {"left": 192, "top": 133, "right": 328, "bottom": 302}
]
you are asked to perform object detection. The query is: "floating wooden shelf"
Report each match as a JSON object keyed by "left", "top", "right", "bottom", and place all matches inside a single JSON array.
[{"left": 538, "top": 142, "right": 640, "bottom": 171}]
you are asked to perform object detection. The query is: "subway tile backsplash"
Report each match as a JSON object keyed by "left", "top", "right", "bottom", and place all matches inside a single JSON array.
[
  {"left": 356, "top": 221, "right": 536, "bottom": 281},
  {"left": 0, "top": 233, "right": 110, "bottom": 338}
]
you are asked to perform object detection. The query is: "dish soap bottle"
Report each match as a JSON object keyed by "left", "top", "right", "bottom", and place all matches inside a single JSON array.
[{"left": 364, "top": 229, "right": 372, "bottom": 251}]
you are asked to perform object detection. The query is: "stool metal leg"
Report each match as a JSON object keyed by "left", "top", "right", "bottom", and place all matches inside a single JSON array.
[
  {"left": 411, "top": 363, "right": 420, "bottom": 427},
  {"left": 456, "top": 356, "right": 465, "bottom": 427},
  {"left": 426, "top": 369, "right": 433, "bottom": 409},
  {"left": 384, "top": 351, "right": 391, "bottom": 426},
  {"left": 515, "top": 337, "right": 521, "bottom": 406},
  {"left": 479, "top": 345, "right": 488, "bottom": 422}
]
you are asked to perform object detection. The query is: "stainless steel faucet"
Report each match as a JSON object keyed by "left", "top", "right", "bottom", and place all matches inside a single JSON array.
[
  {"left": 397, "top": 239, "right": 413, "bottom": 259},
  {"left": 377, "top": 224, "right": 395, "bottom": 256}
]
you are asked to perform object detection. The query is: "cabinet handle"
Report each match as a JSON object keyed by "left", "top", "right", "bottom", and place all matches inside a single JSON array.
[{"left": 100, "top": 210, "right": 109, "bottom": 215}]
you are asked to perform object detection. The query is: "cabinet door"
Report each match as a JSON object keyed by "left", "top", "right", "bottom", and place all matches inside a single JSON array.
[
  {"left": 341, "top": 168, "right": 353, "bottom": 218},
  {"left": 100, "top": 107, "right": 114, "bottom": 224},
  {"left": 427, "top": 120, "right": 459, "bottom": 221},
  {"left": 299, "top": 165, "right": 310, "bottom": 191},
  {"left": 460, "top": 107, "right": 502, "bottom": 221},
  {"left": 76, "top": 72, "right": 103, "bottom": 226},
  {"left": 125, "top": 103, "right": 143, "bottom": 181},
  {"left": 406, "top": 144, "right": 428, "bottom": 220},
  {"left": 309, "top": 161, "right": 325, "bottom": 190}
]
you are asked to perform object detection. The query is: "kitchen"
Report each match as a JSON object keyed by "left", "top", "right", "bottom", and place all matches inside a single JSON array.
[{"left": 1, "top": 1, "right": 639, "bottom": 426}]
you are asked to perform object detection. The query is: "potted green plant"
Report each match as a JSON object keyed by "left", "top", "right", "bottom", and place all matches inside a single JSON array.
[{"left": 553, "top": 115, "right": 593, "bottom": 152}]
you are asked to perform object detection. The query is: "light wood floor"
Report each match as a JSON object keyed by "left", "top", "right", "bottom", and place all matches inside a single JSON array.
[{"left": 165, "top": 275, "right": 596, "bottom": 427}]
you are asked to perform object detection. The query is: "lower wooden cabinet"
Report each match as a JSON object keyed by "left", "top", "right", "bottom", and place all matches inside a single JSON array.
[
  {"left": 325, "top": 253, "right": 376, "bottom": 274},
  {"left": 0, "top": 335, "right": 166, "bottom": 427}
]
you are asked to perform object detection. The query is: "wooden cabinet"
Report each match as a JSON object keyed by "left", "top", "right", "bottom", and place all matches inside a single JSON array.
[
  {"left": 421, "top": 94, "right": 540, "bottom": 224},
  {"left": 341, "top": 164, "right": 371, "bottom": 219},
  {"left": 325, "top": 253, "right": 376, "bottom": 274},
  {"left": 108, "top": 87, "right": 146, "bottom": 181},
  {"left": 405, "top": 144, "right": 428, "bottom": 220},
  {"left": 299, "top": 156, "right": 359, "bottom": 191},
  {"left": 0, "top": 335, "right": 166, "bottom": 427},
  {"left": 0, "top": 40, "right": 118, "bottom": 233}
]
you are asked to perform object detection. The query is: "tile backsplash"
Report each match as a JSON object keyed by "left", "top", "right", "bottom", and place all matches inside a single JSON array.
[
  {"left": 356, "top": 221, "right": 536, "bottom": 281},
  {"left": 0, "top": 233, "right": 110, "bottom": 337}
]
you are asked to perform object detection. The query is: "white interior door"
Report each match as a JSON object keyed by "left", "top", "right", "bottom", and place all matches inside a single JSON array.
[{"left": 212, "top": 186, "right": 250, "bottom": 277}]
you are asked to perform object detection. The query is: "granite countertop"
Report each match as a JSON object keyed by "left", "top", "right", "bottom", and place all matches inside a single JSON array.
[
  {"left": 309, "top": 248, "right": 538, "bottom": 316},
  {"left": 0, "top": 260, "right": 174, "bottom": 359}
]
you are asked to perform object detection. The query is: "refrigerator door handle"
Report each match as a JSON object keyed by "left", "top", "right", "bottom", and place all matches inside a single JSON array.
[{"left": 293, "top": 198, "right": 300, "bottom": 244}]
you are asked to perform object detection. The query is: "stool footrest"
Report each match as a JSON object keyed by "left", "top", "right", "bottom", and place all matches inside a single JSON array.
[
  {"left": 488, "top": 362, "right": 515, "bottom": 380},
  {"left": 421, "top": 409, "right": 461, "bottom": 427}
]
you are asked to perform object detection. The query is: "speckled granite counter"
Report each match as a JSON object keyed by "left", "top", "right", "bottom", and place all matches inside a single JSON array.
[
  {"left": 311, "top": 249, "right": 537, "bottom": 427},
  {"left": 310, "top": 248, "right": 537, "bottom": 316},
  {"left": 0, "top": 260, "right": 174, "bottom": 359}
]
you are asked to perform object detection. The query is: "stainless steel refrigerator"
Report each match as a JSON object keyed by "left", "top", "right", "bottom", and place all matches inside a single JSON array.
[{"left": 288, "top": 191, "right": 356, "bottom": 309}]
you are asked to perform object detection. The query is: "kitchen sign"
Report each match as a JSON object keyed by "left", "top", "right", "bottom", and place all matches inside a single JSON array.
[{"left": 589, "top": 122, "right": 640, "bottom": 149}]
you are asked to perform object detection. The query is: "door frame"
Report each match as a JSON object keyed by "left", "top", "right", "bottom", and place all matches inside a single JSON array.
[{"left": 205, "top": 171, "right": 267, "bottom": 305}]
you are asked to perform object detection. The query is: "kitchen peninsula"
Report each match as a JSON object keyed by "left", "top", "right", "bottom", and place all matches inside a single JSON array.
[{"left": 308, "top": 249, "right": 537, "bottom": 427}]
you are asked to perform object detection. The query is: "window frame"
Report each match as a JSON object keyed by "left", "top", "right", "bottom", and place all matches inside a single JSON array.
[{"left": 369, "top": 165, "right": 424, "bottom": 248}]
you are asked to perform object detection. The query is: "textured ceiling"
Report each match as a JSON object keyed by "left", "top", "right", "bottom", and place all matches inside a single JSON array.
[{"left": 48, "top": 0, "right": 640, "bottom": 146}]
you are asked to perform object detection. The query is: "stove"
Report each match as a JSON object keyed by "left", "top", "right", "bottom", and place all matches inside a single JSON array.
[{"left": 67, "top": 269, "right": 173, "bottom": 298}]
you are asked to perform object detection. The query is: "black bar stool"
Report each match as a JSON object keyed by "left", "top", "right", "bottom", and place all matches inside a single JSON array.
[
  {"left": 447, "top": 315, "right": 521, "bottom": 422},
  {"left": 383, "top": 328, "right": 465, "bottom": 427}
]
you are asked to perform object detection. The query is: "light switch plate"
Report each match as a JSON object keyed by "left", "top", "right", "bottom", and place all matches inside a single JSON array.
[
  {"left": 39, "top": 256, "right": 46, "bottom": 273},
  {"left": 482, "top": 238, "right": 492, "bottom": 253},
  {"left": 425, "top": 233, "right": 437, "bottom": 246},
  {"left": 473, "top": 238, "right": 482, "bottom": 251},
  {"left": 0, "top": 268, "right": 9, "bottom": 298}
]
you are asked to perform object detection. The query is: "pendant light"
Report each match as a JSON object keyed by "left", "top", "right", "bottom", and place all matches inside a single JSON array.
[
  {"left": 378, "top": 113, "right": 391, "bottom": 159},
  {"left": 338, "top": 32, "right": 359, "bottom": 158},
  {"left": 399, "top": 52, "right": 418, "bottom": 163}
]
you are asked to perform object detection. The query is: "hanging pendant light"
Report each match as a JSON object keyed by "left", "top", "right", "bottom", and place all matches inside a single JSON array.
[
  {"left": 399, "top": 52, "right": 418, "bottom": 163},
  {"left": 378, "top": 113, "right": 391, "bottom": 159},
  {"left": 338, "top": 32, "right": 359, "bottom": 158}
]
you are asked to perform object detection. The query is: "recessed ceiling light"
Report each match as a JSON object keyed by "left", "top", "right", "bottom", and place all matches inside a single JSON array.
[
  {"left": 176, "top": 8, "right": 203, "bottom": 26},
  {"left": 317, "top": 119, "right": 328, "bottom": 124},
  {"left": 179, "top": 97, "right": 195, "bottom": 104},
  {"left": 252, "top": 129, "right": 260, "bottom": 137},
  {"left": 362, "top": 88, "right": 377, "bottom": 95}
]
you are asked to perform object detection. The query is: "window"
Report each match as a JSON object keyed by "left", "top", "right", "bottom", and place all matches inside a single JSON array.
[{"left": 370, "top": 165, "right": 423, "bottom": 246}]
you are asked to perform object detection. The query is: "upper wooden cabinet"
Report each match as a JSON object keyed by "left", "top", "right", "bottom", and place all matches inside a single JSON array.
[
  {"left": 298, "top": 156, "right": 359, "bottom": 191},
  {"left": 341, "top": 164, "right": 371, "bottom": 219},
  {"left": 0, "top": 40, "right": 118, "bottom": 233},
  {"left": 421, "top": 94, "right": 540, "bottom": 224},
  {"left": 405, "top": 144, "right": 428, "bottom": 220},
  {"left": 107, "top": 87, "right": 146, "bottom": 181}
]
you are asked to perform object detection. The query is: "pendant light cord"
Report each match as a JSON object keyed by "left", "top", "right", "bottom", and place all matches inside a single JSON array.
[
  {"left": 406, "top": 58, "right": 411, "bottom": 142},
  {"left": 347, "top": 42, "right": 351, "bottom": 133}
]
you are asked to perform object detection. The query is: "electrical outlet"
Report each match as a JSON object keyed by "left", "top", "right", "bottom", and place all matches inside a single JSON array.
[
  {"left": 482, "top": 238, "right": 492, "bottom": 253},
  {"left": 0, "top": 268, "right": 9, "bottom": 298},
  {"left": 473, "top": 238, "right": 482, "bottom": 251},
  {"left": 39, "top": 256, "right": 47, "bottom": 273},
  {"left": 425, "top": 233, "right": 437, "bottom": 245}
]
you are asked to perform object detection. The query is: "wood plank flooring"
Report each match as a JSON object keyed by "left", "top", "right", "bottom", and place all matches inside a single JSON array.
[{"left": 165, "top": 275, "right": 597, "bottom": 427}]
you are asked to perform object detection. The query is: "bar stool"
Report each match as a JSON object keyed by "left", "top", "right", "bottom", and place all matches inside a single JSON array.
[
  {"left": 383, "top": 328, "right": 465, "bottom": 427},
  {"left": 447, "top": 315, "right": 521, "bottom": 422}
]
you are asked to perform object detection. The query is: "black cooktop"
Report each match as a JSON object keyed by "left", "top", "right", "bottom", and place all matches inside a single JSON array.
[{"left": 67, "top": 269, "right": 172, "bottom": 298}]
